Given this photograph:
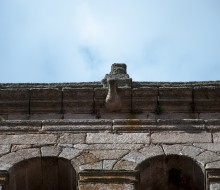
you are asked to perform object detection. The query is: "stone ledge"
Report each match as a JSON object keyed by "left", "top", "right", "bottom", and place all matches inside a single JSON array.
[
  {"left": 42, "top": 119, "right": 113, "bottom": 132},
  {"left": 79, "top": 170, "right": 139, "bottom": 183},
  {"left": 0, "top": 119, "right": 220, "bottom": 133},
  {"left": 1, "top": 81, "right": 220, "bottom": 89},
  {"left": 42, "top": 119, "right": 112, "bottom": 125}
]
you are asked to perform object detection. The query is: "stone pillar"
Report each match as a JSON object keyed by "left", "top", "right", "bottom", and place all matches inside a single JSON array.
[
  {"left": 78, "top": 170, "right": 138, "bottom": 190},
  {"left": 0, "top": 171, "right": 8, "bottom": 190},
  {"left": 206, "top": 169, "right": 220, "bottom": 190}
]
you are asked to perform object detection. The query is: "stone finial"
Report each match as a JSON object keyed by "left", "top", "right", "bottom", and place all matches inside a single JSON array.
[
  {"left": 105, "top": 79, "right": 122, "bottom": 112},
  {"left": 102, "top": 63, "right": 132, "bottom": 87}
]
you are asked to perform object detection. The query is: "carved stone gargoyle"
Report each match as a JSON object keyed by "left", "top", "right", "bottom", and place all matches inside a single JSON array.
[{"left": 105, "top": 79, "right": 122, "bottom": 112}]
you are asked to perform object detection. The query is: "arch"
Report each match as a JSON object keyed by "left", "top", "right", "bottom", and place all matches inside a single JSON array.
[
  {"left": 136, "top": 155, "right": 204, "bottom": 190},
  {"left": 6, "top": 157, "right": 77, "bottom": 190}
]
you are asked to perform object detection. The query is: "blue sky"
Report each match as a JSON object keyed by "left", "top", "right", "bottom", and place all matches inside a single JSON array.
[{"left": 0, "top": 0, "right": 220, "bottom": 82}]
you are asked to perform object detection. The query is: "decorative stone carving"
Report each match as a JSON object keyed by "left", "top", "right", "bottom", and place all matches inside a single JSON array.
[
  {"left": 105, "top": 79, "right": 122, "bottom": 112},
  {"left": 102, "top": 63, "right": 132, "bottom": 87}
]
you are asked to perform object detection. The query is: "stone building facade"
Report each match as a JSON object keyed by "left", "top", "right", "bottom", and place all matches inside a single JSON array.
[{"left": 0, "top": 64, "right": 220, "bottom": 190}]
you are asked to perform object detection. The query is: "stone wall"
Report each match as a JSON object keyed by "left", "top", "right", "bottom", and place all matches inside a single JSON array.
[
  {"left": 0, "top": 82, "right": 220, "bottom": 121},
  {"left": 0, "top": 119, "right": 220, "bottom": 189},
  {"left": 1, "top": 64, "right": 220, "bottom": 189}
]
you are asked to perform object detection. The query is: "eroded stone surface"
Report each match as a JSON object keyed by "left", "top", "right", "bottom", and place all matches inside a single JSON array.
[
  {"left": 0, "top": 134, "right": 57, "bottom": 145},
  {"left": 90, "top": 150, "right": 128, "bottom": 160},
  {"left": 194, "top": 143, "right": 220, "bottom": 152},
  {"left": 59, "top": 147, "right": 83, "bottom": 160},
  {"left": 113, "top": 160, "right": 136, "bottom": 170},
  {"left": 196, "top": 151, "right": 220, "bottom": 165},
  {"left": 206, "top": 160, "right": 220, "bottom": 169},
  {"left": 0, "top": 145, "right": 11, "bottom": 155},
  {"left": 151, "top": 131, "right": 212, "bottom": 144},
  {"left": 79, "top": 183, "right": 134, "bottom": 190},
  {"left": 79, "top": 161, "right": 103, "bottom": 170},
  {"left": 122, "top": 151, "right": 146, "bottom": 164},
  {"left": 210, "top": 182, "right": 220, "bottom": 190},
  {"left": 41, "top": 146, "right": 61, "bottom": 157},
  {"left": 0, "top": 148, "right": 40, "bottom": 165},
  {"left": 163, "top": 144, "right": 184, "bottom": 155},
  {"left": 87, "top": 133, "right": 150, "bottom": 144},
  {"left": 58, "top": 133, "right": 86, "bottom": 144},
  {"left": 11, "top": 145, "right": 32, "bottom": 152},
  {"left": 72, "top": 151, "right": 99, "bottom": 166},
  {"left": 103, "top": 160, "right": 117, "bottom": 170},
  {"left": 213, "top": 132, "right": 220, "bottom": 143},
  {"left": 181, "top": 145, "right": 204, "bottom": 157},
  {"left": 74, "top": 143, "right": 144, "bottom": 150}
]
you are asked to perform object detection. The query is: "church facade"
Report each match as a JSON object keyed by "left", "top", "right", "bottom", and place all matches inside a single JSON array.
[{"left": 0, "top": 64, "right": 220, "bottom": 190}]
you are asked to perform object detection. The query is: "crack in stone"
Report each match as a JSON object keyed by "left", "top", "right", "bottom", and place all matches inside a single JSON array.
[{"left": 160, "top": 144, "right": 166, "bottom": 156}]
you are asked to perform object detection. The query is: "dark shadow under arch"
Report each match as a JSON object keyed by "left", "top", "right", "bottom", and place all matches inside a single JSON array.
[
  {"left": 6, "top": 157, "right": 77, "bottom": 190},
  {"left": 136, "top": 155, "right": 204, "bottom": 190}
]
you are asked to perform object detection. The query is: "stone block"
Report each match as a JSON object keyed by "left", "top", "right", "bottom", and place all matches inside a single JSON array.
[
  {"left": 86, "top": 133, "right": 150, "bottom": 144},
  {"left": 194, "top": 143, "right": 220, "bottom": 152},
  {"left": 7, "top": 114, "right": 29, "bottom": 120},
  {"left": 196, "top": 151, "right": 220, "bottom": 166},
  {"left": 200, "top": 113, "right": 220, "bottom": 119},
  {"left": 118, "top": 88, "right": 132, "bottom": 112},
  {"left": 41, "top": 146, "right": 61, "bottom": 157},
  {"left": 64, "top": 113, "right": 95, "bottom": 119},
  {"left": 74, "top": 143, "right": 144, "bottom": 150},
  {"left": 155, "top": 119, "right": 205, "bottom": 131},
  {"left": 113, "top": 160, "right": 136, "bottom": 170},
  {"left": 11, "top": 145, "right": 32, "bottom": 152},
  {"left": 0, "top": 145, "right": 10, "bottom": 156},
  {"left": 0, "top": 134, "right": 57, "bottom": 145},
  {"left": 206, "top": 161, "right": 220, "bottom": 169},
  {"left": 122, "top": 151, "right": 146, "bottom": 164},
  {"left": 78, "top": 183, "right": 135, "bottom": 190},
  {"left": 63, "top": 88, "right": 94, "bottom": 114},
  {"left": 156, "top": 113, "right": 199, "bottom": 119},
  {"left": 42, "top": 119, "right": 112, "bottom": 132},
  {"left": 103, "top": 160, "right": 117, "bottom": 170},
  {"left": 151, "top": 131, "right": 212, "bottom": 144},
  {"left": 30, "top": 88, "right": 62, "bottom": 113},
  {"left": 162, "top": 144, "right": 184, "bottom": 155},
  {"left": 0, "top": 89, "right": 29, "bottom": 114},
  {"left": 79, "top": 161, "right": 103, "bottom": 170},
  {"left": 159, "top": 87, "right": 192, "bottom": 112},
  {"left": 90, "top": 150, "right": 128, "bottom": 160},
  {"left": 132, "top": 87, "right": 158, "bottom": 113},
  {"left": 113, "top": 119, "right": 155, "bottom": 132},
  {"left": 0, "top": 148, "right": 40, "bottom": 165},
  {"left": 58, "top": 133, "right": 86, "bottom": 144},
  {"left": 29, "top": 113, "right": 62, "bottom": 120},
  {"left": 59, "top": 147, "right": 83, "bottom": 160},
  {"left": 194, "top": 86, "right": 220, "bottom": 112},
  {"left": 213, "top": 132, "right": 220, "bottom": 142},
  {"left": 94, "top": 88, "right": 108, "bottom": 111},
  {"left": 72, "top": 151, "right": 100, "bottom": 166}
]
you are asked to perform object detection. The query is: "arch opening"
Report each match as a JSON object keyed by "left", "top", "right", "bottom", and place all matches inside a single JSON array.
[
  {"left": 136, "top": 155, "right": 204, "bottom": 190},
  {"left": 6, "top": 157, "right": 77, "bottom": 190}
]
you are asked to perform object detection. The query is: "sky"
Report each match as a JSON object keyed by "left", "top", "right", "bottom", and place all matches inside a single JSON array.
[{"left": 0, "top": 0, "right": 220, "bottom": 83}]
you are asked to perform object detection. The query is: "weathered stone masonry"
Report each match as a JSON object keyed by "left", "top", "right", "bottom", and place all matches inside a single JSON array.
[{"left": 0, "top": 64, "right": 220, "bottom": 190}]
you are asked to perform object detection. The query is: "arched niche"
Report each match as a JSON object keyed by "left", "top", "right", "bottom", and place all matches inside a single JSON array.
[
  {"left": 136, "top": 155, "right": 204, "bottom": 190},
  {"left": 6, "top": 157, "right": 77, "bottom": 190}
]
